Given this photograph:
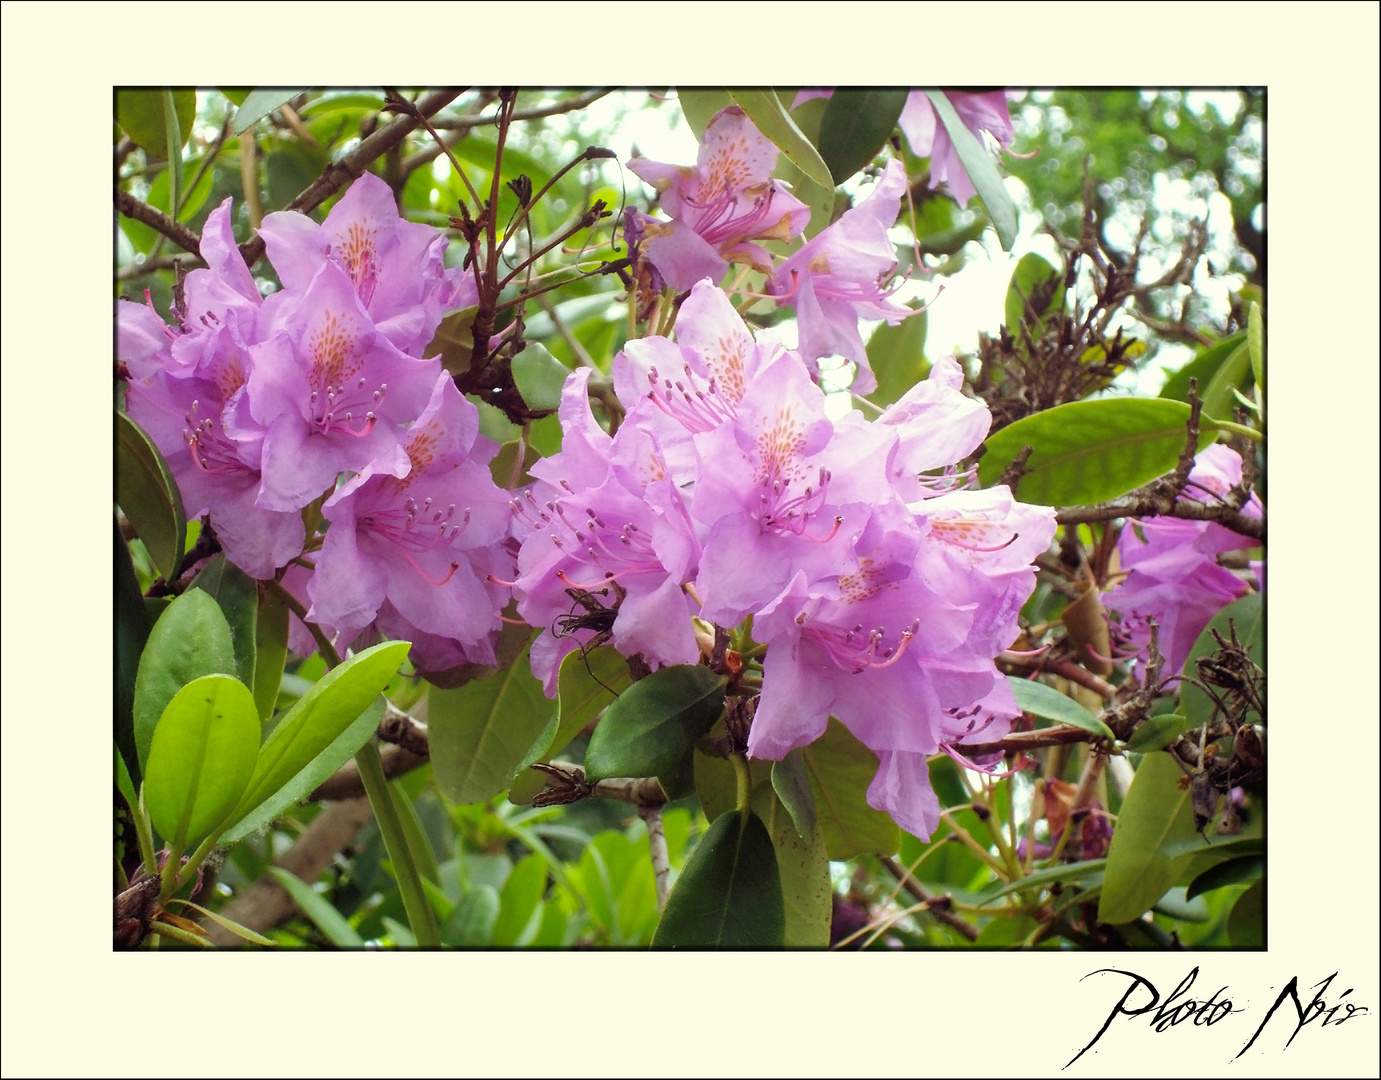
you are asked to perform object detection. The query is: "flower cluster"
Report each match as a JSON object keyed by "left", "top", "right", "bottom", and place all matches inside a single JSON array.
[
  {"left": 118, "top": 175, "right": 508, "bottom": 674},
  {"left": 509, "top": 281, "right": 1057, "bottom": 839},
  {"left": 1104, "top": 444, "right": 1264, "bottom": 680}
]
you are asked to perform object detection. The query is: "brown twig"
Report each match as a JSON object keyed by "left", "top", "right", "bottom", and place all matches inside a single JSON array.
[
  {"left": 114, "top": 188, "right": 203, "bottom": 256},
  {"left": 950, "top": 724, "right": 1098, "bottom": 758},
  {"left": 235, "top": 88, "right": 464, "bottom": 268},
  {"left": 999, "top": 654, "right": 1118, "bottom": 700},
  {"left": 876, "top": 855, "right": 979, "bottom": 942}
]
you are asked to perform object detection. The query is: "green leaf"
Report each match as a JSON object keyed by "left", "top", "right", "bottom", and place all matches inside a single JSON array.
[
  {"left": 267, "top": 867, "right": 364, "bottom": 948},
  {"left": 1247, "top": 302, "right": 1265, "bottom": 395},
  {"left": 977, "top": 398, "right": 1219, "bottom": 505},
  {"left": 1003, "top": 252, "right": 1065, "bottom": 334},
  {"left": 232, "top": 89, "right": 308, "bottom": 135},
  {"left": 133, "top": 589, "right": 238, "bottom": 771},
  {"left": 143, "top": 675, "right": 260, "bottom": 850},
  {"left": 1227, "top": 877, "right": 1264, "bottom": 947},
  {"left": 220, "top": 696, "right": 386, "bottom": 844},
  {"left": 1199, "top": 342, "right": 1252, "bottom": 423},
  {"left": 189, "top": 556, "right": 258, "bottom": 689},
  {"left": 753, "top": 785, "right": 831, "bottom": 947},
  {"left": 492, "top": 855, "right": 547, "bottom": 947},
  {"left": 979, "top": 859, "right": 1107, "bottom": 903},
  {"left": 652, "top": 810, "right": 785, "bottom": 948},
  {"left": 115, "top": 88, "right": 195, "bottom": 161},
  {"left": 1007, "top": 676, "right": 1115, "bottom": 741},
  {"left": 1158, "top": 331, "right": 1248, "bottom": 404},
  {"left": 429, "top": 632, "right": 554, "bottom": 804},
  {"left": 162, "top": 90, "right": 183, "bottom": 226},
  {"left": 1098, "top": 752, "right": 1198, "bottom": 924},
  {"left": 817, "top": 88, "right": 909, "bottom": 185},
  {"left": 116, "top": 410, "right": 186, "bottom": 581},
  {"left": 864, "top": 306, "right": 929, "bottom": 409},
  {"left": 444, "top": 885, "right": 501, "bottom": 947},
  {"left": 583, "top": 665, "right": 726, "bottom": 784},
  {"left": 923, "top": 90, "right": 1017, "bottom": 251},
  {"left": 253, "top": 584, "right": 290, "bottom": 721},
  {"left": 677, "top": 89, "right": 733, "bottom": 137},
  {"left": 727, "top": 89, "right": 834, "bottom": 192},
  {"left": 1179, "top": 592, "right": 1264, "bottom": 726},
  {"left": 1150, "top": 885, "right": 1210, "bottom": 922},
  {"left": 511, "top": 343, "right": 569, "bottom": 413},
  {"left": 1159, "top": 835, "right": 1262, "bottom": 860},
  {"left": 800, "top": 718, "right": 900, "bottom": 860},
  {"left": 116, "top": 522, "right": 153, "bottom": 785},
  {"left": 231, "top": 641, "right": 410, "bottom": 822},
  {"left": 770, "top": 750, "right": 817, "bottom": 840},
  {"left": 1185, "top": 855, "right": 1263, "bottom": 901},
  {"left": 115, "top": 742, "right": 138, "bottom": 813},
  {"left": 1124, "top": 713, "right": 1199, "bottom": 753}
]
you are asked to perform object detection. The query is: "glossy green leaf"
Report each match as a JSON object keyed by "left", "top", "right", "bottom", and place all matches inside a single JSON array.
[
  {"left": 865, "top": 306, "right": 929, "bottom": 409},
  {"left": 231, "top": 641, "right": 410, "bottom": 822},
  {"left": 800, "top": 718, "right": 900, "bottom": 860},
  {"left": 253, "top": 584, "right": 290, "bottom": 721},
  {"left": 221, "top": 696, "right": 386, "bottom": 844},
  {"left": 116, "top": 522, "right": 152, "bottom": 784},
  {"left": 1247, "top": 302, "right": 1265, "bottom": 395},
  {"left": 267, "top": 867, "right": 364, "bottom": 948},
  {"left": 769, "top": 95, "right": 836, "bottom": 240},
  {"left": 144, "top": 675, "right": 260, "bottom": 850},
  {"left": 492, "top": 855, "right": 547, "bottom": 947},
  {"left": 116, "top": 410, "right": 186, "bottom": 581},
  {"left": 979, "top": 859, "right": 1107, "bottom": 903},
  {"left": 1158, "top": 331, "right": 1248, "bottom": 404},
  {"left": 1199, "top": 342, "right": 1252, "bottom": 423},
  {"left": 977, "top": 398, "right": 1219, "bottom": 506},
  {"left": 924, "top": 90, "right": 1017, "bottom": 251},
  {"left": 511, "top": 342, "right": 569, "bottom": 413},
  {"left": 677, "top": 89, "right": 733, "bottom": 137},
  {"left": 753, "top": 786, "right": 830, "bottom": 947},
  {"left": 115, "top": 88, "right": 195, "bottom": 161},
  {"left": 1227, "top": 877, "right": 1264, "bottom": 947},
  {"left": 133, "top": 588, "right": 238, "bottom": 771},
  {"left": 429, "top": 632, "right": 554, "bottom": 804},
  {"left": 1185, "top": 854, "right": 1263, "bottom": 900},
  {"left": 727, "top": 89, "right": 834, "bottom": 192},
  {"left": 1151, "top": 885, "right": 1210, "bottom": 922},
  {"left": 1124, "top": 713, "right": 1199, "bottom": 753},
  {"left": 115, "top": 742, "right": 138, "bottom": 814},
  {"left": 1007, "top": 676, "right": 1114, "bottom": 741},
  {"left": 583, "top": 665, "right": 727, "bottom": 784},
  {"left": 817, "top": 88, "right": 909, "bottom": 185},
  {"left": 1098, "top": 752, "right": 1198, "bottom": 924},
  {"left": 1003, "top": 252, "right": 1065, "bottom": 334},
  {"left": 189, "top": 556, "right": 258, "bottom": 689},
  {"left": 1180, "top": 592, "right": 1264, "bottom": 725},
  {"left": 232, "top": 89, "right": 308, "bottom": 135},
  {"left": 1160, "top": 835, "right": 1262, "bottom": 860},
  {"left": 652, "top": 810, "right": 785, "bottom": 948},
  {"left": 770, "top": 749, "right": 817, "bottom": 840},
  {"left": 161, "top": 90, "right": 183, "bottom": 225}
]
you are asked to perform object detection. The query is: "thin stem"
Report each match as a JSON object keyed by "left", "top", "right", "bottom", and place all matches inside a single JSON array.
[
  {"left": 641, "top": 805, "right": 670, "bottom": 911},
  {"left": 133, "top": 786, "right": 160, "bottom": 888},
  {"left": 1213, "top": 419, "right": 1264, "bottom": 443},
  {"left": 148, "top": 920, "right": 212, "bottom": 949},
  {"left": 355, "top": 739, "right": 440, "bottom": 948},
  {"left": 937, "top": 810, "right": 1008, "bottom": 877},
  {"left": 730, "top": 754, "right": 752, "bottom": 814}
]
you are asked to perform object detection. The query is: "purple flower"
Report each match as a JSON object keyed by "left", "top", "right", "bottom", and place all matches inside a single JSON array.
[
  {"left": 766, "top": 160, "right": 916, "bottom": 394},
  {"left": 247, "top": 262, "right": 440, "bottom": 511},
  {"left": 628, "top": 106, "right": 810, "bottom": 291},
  {"left": 1104, "top": 445, "right": 1263, "bottom": 679},
  {"left": 510, "top": 369, "right": 702, "bottom": 694},
  {"left": 897, "top": 90, "right": 1016, "bottom": 208},
  {"left": 258, "top": 172, "right": 469, "bottom": 356},
  {"left": 306, "top": 374, "right": 511, "bottom": 671}
]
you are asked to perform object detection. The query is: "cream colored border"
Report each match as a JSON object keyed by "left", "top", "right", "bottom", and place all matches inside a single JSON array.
[{"left": 3, "top": 3, "right": 1377, "bottom": 1076}]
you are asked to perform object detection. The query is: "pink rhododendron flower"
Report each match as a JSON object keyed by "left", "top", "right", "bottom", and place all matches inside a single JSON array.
[
  {"left": 1104, "top": 444, "right": 1263, "bottom": 679},
  {"left": 627, "top": 106, "right": 810, "bottom": 291},
  {"left": 897, "top": 90, "right": 1016, "bottom": 207},
  {"left": 766, "top": 159, "right": 916, "bottom": 393}
]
